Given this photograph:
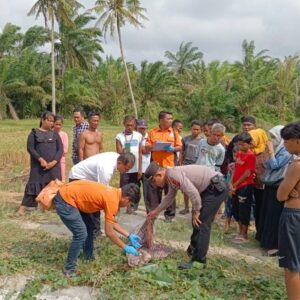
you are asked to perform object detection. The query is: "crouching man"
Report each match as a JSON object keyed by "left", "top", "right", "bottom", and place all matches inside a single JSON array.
[
  {"left": 54, "top": 181, "right": 141, "bottom": 276},
  {"left": 146, "top": 162, "right": 228, "bottom": 269}
]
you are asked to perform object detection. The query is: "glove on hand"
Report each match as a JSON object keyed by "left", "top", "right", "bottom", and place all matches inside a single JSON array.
[
  {"left": 128, "top": 233, "right": 142, "bottom": 248},
  {"left": 163, "top": 145, "right": 175, "bottom": 152},
  {"left": 123, "top": 245, "right": 140, "bottom": 256}
]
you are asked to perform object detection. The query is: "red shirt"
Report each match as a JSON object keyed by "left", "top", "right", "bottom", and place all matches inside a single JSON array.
[{"left": 232, "top": 150, "right": 256, "bottom": 190}]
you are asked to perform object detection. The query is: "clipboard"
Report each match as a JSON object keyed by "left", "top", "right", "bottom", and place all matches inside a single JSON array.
[{"left": 152, "top": 142, "right": 172, "bottom": 151}]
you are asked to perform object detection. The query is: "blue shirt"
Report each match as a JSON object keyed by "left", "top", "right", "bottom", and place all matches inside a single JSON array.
[{"left": 264, "top": 147, "right": 292, "bottom": 170}]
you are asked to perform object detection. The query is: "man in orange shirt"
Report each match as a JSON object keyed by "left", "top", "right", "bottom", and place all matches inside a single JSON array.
[
  {"left": 146, "top": 111, "right": 182, "bottom": 221},
  {"left": 54, "top": 181, "right": 141, "bottom": 276}
]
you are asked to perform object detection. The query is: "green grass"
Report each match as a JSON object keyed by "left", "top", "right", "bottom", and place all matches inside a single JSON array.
[{"left": 0, "top": 119, "right": 287, "bottom": 299}]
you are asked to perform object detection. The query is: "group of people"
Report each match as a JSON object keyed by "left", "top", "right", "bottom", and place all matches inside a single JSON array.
[{"left": 16, "top": 109, "right": 300, "bottom": 299}]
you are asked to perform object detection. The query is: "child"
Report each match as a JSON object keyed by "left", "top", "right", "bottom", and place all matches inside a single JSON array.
[
  {"left": 54, "top": 115, "right": 68, "bottom": 181},
  {"left": 224, "top": 146, "right": 238, "bottom": 233},
  {"left": 277, "top": 121, "right": 300, "bottom": 300},
  {"left": 179, "top": 120, "right": 202, "bottom": 214},
  {"left": 172, "top": 119, "right": 183, "bottom": 166},
  {"left": 230, "top": 132, "right": 256, "bottom": 243},
  {"left": 116, "top": 116, "right": 142, "bottom": 212}
]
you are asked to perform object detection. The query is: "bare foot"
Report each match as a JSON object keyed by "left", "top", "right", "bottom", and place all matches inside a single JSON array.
[{"left": 17, "top": 206, "right": 26, "bottom": 216}]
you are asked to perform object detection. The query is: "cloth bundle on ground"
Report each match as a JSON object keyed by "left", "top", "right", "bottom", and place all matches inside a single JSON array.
[
  {"left": 36, "top": 179, "right": 65, "bottom": 210},
  {"left": 127, "top": 219, "right": 173, "bottom": 267}
]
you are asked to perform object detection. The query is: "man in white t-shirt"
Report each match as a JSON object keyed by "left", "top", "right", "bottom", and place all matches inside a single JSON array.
[
  {"left": 69, "top": 152, "right": 135, "bottom": 183},
  {"left": 116, "top": 116, "right": 142, "bottom": 212},
  {"left": 195, "top": 123, "right": 225, "bottom": 171},
  {"left": 136, "top": 119, "right": 151, "bottom": 210}
]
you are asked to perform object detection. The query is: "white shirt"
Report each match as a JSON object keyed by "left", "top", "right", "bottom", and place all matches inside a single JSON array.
[
  {"left": 116, "top": 131, "right": 142, "bottom": 173},
  {"left": 195, "top": 139, "right": 225, "bottom": 171},
  {"left": 141, "top": 133, "right": 151, "bottom": 173},
  {"left": 68, "top": 152, "right": 119, "bottom": 184}
]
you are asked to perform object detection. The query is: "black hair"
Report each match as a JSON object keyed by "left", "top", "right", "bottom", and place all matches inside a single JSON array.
[
  {"left": 241, "top": 116, "right": 256, "bottom": 124},
  {"left": 88, "top": 111, "right": 100, "bottom": 121},
  {"left": 190, "top": 120, "right": 202, "bottom": 127},
  {"left": 172, "top": 119, "right": 182, "bottom": 128},
  {"left": 207, "top": 118, "right": 221, "bottom": 126},
  {"left": 281, "top": 122, "right": 300, "bottom": 140},
  {"left": 236, "top": 132, "right": 252, "bottom": 144},
  {"left": 117, "top": 152, "right": 135, "bottom": 165},
  {"left": 158, "top": 111, "right": 172, "bottom": 120},
  {"left": 39, "top": 111, "right": 54, "bottom": 127},
  {"left": 232, "top": 145, "right": 239, "bottom": 153},
  {"left": 121, "top": 183, "right": 141, "bottom": 204},
  {"left": 73, "top": 107, "right": 85, "bottom": 117},
  {"left": 123, "top": 115, "right": 136, "bottom": 123},
  {"left": 54, "top": 114, "right": 64, "bottom": 123}
]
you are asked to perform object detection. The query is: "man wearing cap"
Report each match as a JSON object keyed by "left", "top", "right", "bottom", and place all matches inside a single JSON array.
[
  {"left": 136, "top": 119, "right": 151, "bottom": 211},
  {"left": 146, "top": 161, "right": 228, "bottom": 269},
  {"left": 145, "top": 111, "right": 182, "bottom": 221}
]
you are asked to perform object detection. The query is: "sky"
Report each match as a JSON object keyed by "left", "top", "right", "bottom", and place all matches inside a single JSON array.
[{"left": 1, "top": 0, "right": 300, "bottom": 65}]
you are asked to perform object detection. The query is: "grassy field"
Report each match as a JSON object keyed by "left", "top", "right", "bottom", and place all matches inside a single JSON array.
[{"left": 0, "top": 119, "right": 287, "bottom": 299}]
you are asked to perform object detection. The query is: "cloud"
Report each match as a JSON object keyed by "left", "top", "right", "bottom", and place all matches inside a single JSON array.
[{"left": 1, "top": 0, "right": 300, "bottom": 65}]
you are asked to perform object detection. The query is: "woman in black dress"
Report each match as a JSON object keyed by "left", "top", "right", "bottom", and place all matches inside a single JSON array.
[{"left": 18, "top": 111, "right": 63, "bottom": 215}]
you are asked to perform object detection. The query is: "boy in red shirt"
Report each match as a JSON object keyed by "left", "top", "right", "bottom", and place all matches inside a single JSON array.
[{"left": 230, "top": 132, "right": 256, "bottom": 243}]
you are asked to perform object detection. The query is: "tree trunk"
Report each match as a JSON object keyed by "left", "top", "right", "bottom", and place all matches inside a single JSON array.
[
  {"left": 117, "top": 18, "right": 138, "bottom": 118},
  {"left": 51, "top": 16, "right": 56, "bottom": 114},
  {"left": 7, "top": 98, "right": 19, "bottom": 120}
]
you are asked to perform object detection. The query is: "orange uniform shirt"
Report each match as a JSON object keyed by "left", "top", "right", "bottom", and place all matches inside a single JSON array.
[
  {"left": 59, "top": 181, "right": 121, "bottom": 223},
  {"left": 147, "top": 127, "right": 182, "bottom": 167}
]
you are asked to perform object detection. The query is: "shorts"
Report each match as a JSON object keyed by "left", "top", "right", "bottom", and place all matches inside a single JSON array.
[
  {"left": 224, "top": 196, "right": 233, "bottom": 218},
  {"left": 278, "top": 208, "right": 300, "bottom": 272},
  {"left": 232, "top": 184, "right": 253, "bottom": 226}
]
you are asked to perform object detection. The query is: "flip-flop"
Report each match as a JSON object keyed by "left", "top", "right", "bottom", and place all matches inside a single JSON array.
[{"left": 232, "top": 236, "right": 249, "bottom": 244}]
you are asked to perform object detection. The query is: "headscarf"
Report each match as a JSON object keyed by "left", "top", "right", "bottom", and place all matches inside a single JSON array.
[
  {"left": 269, "top": 125, "right": 284, "bottom": 155},
  {"left": 249, "top": 128, "right": 269, "bottom": 155}
]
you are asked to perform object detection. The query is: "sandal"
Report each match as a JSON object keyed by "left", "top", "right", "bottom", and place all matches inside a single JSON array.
[{"left": 179, "top": 208, "right": 190, "bottom": 215}]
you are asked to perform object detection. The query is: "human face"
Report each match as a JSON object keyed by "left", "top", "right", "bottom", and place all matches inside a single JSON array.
[
  {"left": 117, "top": 161, "right": 133, "bottom": 173},
  {"left": 137, "top": 127, "right": 147, "bottom": 136},
  {"left": 73, "top": 112, "right": 84, "bottom": 126},
  {"left": 159, "top": 114, "right": 173, "bottom": 130},
  {"left": 191, "top": 125, "right": 201, "bottom": 138},
  {"left": 119, "top": 197, "right": 131, "bottom": 208},
  {"left": 89, "top": 116, "right": 100, "bottom": 130},
  {"left": 174, "top": 123, "right": 183, "bottom": 133},
  {"left": 203, "top": 125, "right": 210, "bottom": 137},
  {"left": 237, "top": 141, "right": 251, "bottom": 152},
  {"left": 41, "top": 115, "right": 54, "bottom": 130},
  {"left": 283, "top": 139, "right": 300, "bottom": 155},
  {"left": 242, "top": 122, "right": 256, "bottom": 132},
  {"left": 53, "top": 119, "right": 62, "bottom": 132},
  {"left": 208, "top": 129, "right": 223, "bottom": 145},
  {"left": 124, "top": 120, "right": 136, "bottom": 134}
]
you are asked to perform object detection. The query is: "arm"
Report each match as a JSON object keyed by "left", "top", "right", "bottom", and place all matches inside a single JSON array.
[
  {"left": 265, "top": 147, "right": 292, "bottom": 170},
  {"left": 116, "top": 139, "right": 123, "bottom": 154},
  {"left": 105, "top": 221, "right": 126, "bottom": 249},
  {"left": 78, "top": 132, "right": 86, "bottom": 161},
  {"left": 232, "top": 170, "right": 251, "bottom": 189},
  {"left": 277, "top": 162, "right": 300, "bottom": 201},
  {"left": 215, "top": 146, "right": 225, "bottom": 171},
  {"left": 99, "top": 132, "right": 104, "bottom": 153},
  {"left": 138, "top": 143, "right": 142, "bottom": 179},
  {"left": 46, "top": 133, "right": 64, "bottom": 170},
  {"left": 27, "top": 130, "right": 41, "bottom": 161}
]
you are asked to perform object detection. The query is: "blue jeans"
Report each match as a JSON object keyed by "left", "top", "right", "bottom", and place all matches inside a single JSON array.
[{"left": 54, "top": 194, "right": 95, "bottom": 272}]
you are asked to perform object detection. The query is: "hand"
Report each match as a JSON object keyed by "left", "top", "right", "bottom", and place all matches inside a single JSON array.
[
  {"left": 289, "top": 189, "right": 299, "bottom": 198},
  {"left": 128, "top": 234, "right": 142, "bottom": 248},
  {"left": 45, "top": 160, "right": 57, "bottom": 170},
  {"left": 147, "top": 208, "right": 160, "bottom": 220},
  {"left": 266, "top": 140, "right": 274, "bottom": 156},
  {"left": 137, "top": 171, "right": 143, "bottom": 180},
  {"left": 123, "top": 245, "right": 140, "bottom": 256},
  {"left": 163, "top": 145, "right": 175, "bottom": 152},
  {"left": 39, "top": 157, "right": 48, "bottom": 168},
  {"left": 192, "top": 211, "right": 201, "bottom": 227}
]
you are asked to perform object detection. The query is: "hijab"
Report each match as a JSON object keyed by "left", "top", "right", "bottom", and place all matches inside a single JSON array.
[
  {"left": 249, "top": 128, "right": 269, "bottom": 155},
  {"left": 269, "top": 125, "right": 284, "bottom": 155}
]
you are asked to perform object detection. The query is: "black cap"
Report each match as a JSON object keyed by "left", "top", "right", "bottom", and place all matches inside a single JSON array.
[
  {"left": 241, "top": 116, "right": 256, "bottom": 125},
  {"left": 144, "top": 161, "right": 161, "bottom": 179}
]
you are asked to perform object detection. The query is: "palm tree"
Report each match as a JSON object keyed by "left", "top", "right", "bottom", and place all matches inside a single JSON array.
[
  {"left": 165, "top": 41, "right": 203, "bottom": 75},
  {"left": 27, "top": 0, "right": 82, "bottom": 114},
  {"left": 91, "top": 0, "right": 148, "bottom": 118}
]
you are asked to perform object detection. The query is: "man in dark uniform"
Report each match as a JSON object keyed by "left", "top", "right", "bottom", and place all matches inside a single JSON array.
[{"left": 146, "top": 162, "right": 228, "bottom": 269}]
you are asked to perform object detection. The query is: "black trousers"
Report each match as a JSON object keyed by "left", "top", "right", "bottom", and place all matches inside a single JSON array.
[
  {"left": 146, "top": 180, "right": 176, "bottom": 219},
  {"left": 189, "top": 182, "right": 228, "bottom": 263}
]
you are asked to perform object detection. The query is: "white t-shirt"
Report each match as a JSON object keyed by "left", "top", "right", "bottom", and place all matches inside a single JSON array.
[
  {"left": 116, "top": 131, "right": 142, "bottom": 173},
  {"left": 141, "top": 133, "right": 151, "bottom": 173},
  {"left": 195, "top": 139, "right": 225, "bottom": 171},
  {"left": 68, "top": 152, "right": 119, "bottom": 184}
]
